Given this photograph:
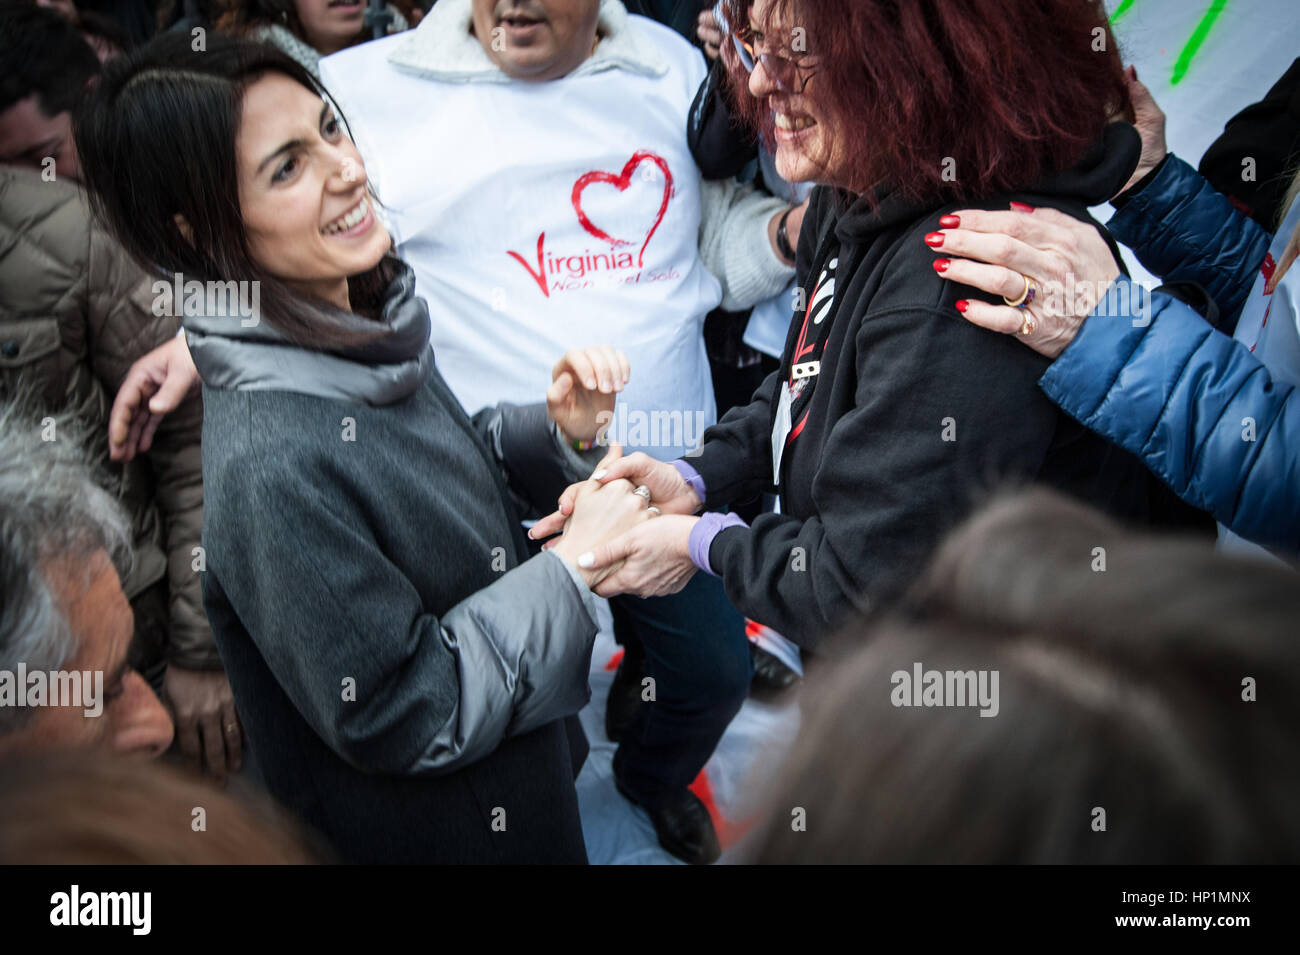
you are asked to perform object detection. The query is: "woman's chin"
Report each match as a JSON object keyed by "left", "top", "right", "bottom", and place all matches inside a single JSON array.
[
  {"left": 773, "top": 143, "right": 821, "bottom": 186},
  {"left": 341, "top": 228, "right": 392, "bottom": 276}
]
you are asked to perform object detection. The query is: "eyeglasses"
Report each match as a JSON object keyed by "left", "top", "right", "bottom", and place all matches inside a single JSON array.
[{"left": 731, "top": 24, "right": 818, "bottom": 94}]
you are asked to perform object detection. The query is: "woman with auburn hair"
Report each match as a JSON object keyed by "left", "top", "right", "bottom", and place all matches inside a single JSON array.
[{"left": 535, "top": 0, "right": 1195, "bottom": 648}]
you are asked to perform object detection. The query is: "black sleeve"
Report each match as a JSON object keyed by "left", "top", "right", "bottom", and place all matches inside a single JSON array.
[
  {"left": 470, "top": 399, "right": 603, "bottom": 519},
  {"left": 1198, "top": 57, "right": 1300, "bottom": 229},
  {"left": 688, "top": 58, "right": 759, "bottom": 180},
  {"left": 689, "top": 366, "right": 779, "bottom": 507},
  {"left": 707, "top": 306, "right": 1063, "bottom": 649}
]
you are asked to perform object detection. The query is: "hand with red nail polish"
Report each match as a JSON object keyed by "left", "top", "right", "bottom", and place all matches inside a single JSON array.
[
  {"left": 939, "top": 215, "right": 960, "bottom": 228},
  {"left": 924, "top": 232, "right": 945, "bottom": 248},
  {"left": 1009, "top": 202, "right": 1034, "bottom": 213},
  {"left": 929, "top": 206, "right": 1121, "bottom": 359}
]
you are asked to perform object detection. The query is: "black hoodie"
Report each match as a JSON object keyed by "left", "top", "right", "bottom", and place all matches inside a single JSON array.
[{"left": 690, "top": 123, "right": 1189, "bottom": 649}]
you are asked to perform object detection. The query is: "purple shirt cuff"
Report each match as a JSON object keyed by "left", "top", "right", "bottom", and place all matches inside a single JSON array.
[
  {"left": 670, "top": 459, "right": 707, "bottom": 507},
  {"left": 688, "top": 512, "right": 748, "bottom": 577}
]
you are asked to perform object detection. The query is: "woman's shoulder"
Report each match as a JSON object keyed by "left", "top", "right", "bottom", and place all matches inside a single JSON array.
[{"left": 201, "top": 386, "right": 351, "bottom": 483}]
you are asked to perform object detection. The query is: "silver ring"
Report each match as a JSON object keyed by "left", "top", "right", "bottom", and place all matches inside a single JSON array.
[
  {"left": 633, "top": 485, "right": 652, "bottom": 503},
  {"left": 646, "top": 506, "right": 661, "bottom": 516}
]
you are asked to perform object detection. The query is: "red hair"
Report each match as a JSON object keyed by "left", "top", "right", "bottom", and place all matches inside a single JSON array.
[{"left": 722, "top": 0, "right": 1132, "bottom": 204}]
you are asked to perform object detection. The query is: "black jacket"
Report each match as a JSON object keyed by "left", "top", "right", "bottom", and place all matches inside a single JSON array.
[{"left": 691, "top": 124, "right": 1187, "bottom": 649}]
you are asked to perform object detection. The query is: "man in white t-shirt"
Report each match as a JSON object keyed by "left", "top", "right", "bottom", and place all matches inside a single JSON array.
[{"left": 321, "top": 0, "right": 801, "bottom": 864}]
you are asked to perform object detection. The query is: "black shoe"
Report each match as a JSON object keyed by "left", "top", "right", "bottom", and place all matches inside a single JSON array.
[
  {"left": 749, "top": 642, "right": 800, "bottom": 702},
  {"left": 605, "top": 650, "right": 645, "bottom": 743},
  {"left": 615, "top": 778, "right": 721, "bottom": 865}
]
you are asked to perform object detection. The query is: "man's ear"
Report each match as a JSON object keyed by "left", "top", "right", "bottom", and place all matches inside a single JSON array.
[{"left": 173, "top": 213, "right": 194, "bottom": 246}]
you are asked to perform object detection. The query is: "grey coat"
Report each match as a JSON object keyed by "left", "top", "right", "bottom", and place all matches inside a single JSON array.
[{"left": 191, "top": 258, "right": 600, "bottom": 862}]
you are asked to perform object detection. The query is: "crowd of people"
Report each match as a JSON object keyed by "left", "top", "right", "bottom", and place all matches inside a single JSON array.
[{"left": 0, "top": 0, "right": 1297, "bottom": 866}]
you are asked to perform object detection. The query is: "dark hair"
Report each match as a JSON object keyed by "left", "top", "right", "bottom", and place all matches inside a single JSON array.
[
  {"left": 73, "top": 31, "right": 392, "bottom": 348},
  {"left": 748, "top": 489, "right": 1300, "bottom": 864},
  {"left": 721, "top": 0, "right": 1132, "bottom": 204},
  {"left": 0, "top": 1, "right": 101, "bottom": 116},
  {"left": 78, "top": 9, "right": 134, "bottom": 60}
]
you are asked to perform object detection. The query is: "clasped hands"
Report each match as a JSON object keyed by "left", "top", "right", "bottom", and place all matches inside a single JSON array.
[{"left": 531, "top": 448, "right": 704, "bottom": 599}]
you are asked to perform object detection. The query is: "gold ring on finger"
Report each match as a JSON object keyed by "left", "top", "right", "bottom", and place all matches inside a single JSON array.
[{"left": 1003, "top": 273, "right": 1035, "bottom": 308}]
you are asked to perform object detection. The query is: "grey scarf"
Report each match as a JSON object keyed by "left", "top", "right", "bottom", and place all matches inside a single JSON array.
[{"left": 184, "top": 258, "right": 434, "bottom": 406}]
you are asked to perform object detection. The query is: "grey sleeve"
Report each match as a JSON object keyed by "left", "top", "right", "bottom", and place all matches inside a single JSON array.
[
  {"left": 212, "top": 459, "right": 598, "bottom": 778},
  {"left": 417, "top": 551, "right": 598, "bottom": 772},
  {"left": 698, "top": 178, "right": 796, "bottom": 311},
  {"left": 472, "top": 401, "right": 603, "bottom": 517}
]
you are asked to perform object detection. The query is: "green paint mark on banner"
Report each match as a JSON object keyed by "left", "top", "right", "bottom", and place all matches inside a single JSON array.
[
  {"left": 1171, "top": 0, "right": 1229, "bottom": 86},
  {"left": 1110, "top": 0, "right": 1137, "bottom": 24}
]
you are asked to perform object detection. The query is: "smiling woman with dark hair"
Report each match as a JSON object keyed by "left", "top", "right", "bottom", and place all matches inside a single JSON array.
[
  {"left": 536, "top": 0, "right": 1201, "bottom": 649},
  {"left": 73, "top": 32, "right": 655, "bottom": 863}
]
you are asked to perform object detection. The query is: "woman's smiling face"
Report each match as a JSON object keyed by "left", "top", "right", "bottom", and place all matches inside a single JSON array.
[
  {"left": 234, "top": 72, "right": 390, "bottom": 310},
  {"left": 746, "top": 0, "right": 848, "bottom": 188}
]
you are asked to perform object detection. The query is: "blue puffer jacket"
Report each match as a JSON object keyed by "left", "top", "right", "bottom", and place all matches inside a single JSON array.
[
  {"left": 1038, "top": 155, "right": 1299, "bottom": 555},
  {"left": 1107, "top": 154, "right": 1272, "bottom": 333},
  {"left": 1040, "top": 279, "right": 1296, "bottom": 552},
  {"left": 1036, "top": 154, "right": 1298, "bottom": 552}
]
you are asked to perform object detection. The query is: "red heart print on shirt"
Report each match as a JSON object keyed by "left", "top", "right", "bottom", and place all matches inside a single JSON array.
[{"left": 571, "top": 150, "right": 674, "bottom": 269}]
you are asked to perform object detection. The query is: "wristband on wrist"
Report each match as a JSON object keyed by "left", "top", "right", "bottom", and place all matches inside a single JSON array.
[
  {"left": 555, "top": 421, "right": 596, "bottom": 451},
  {"left": 776, "top": 207, "right": 796, "bottom": 262}
]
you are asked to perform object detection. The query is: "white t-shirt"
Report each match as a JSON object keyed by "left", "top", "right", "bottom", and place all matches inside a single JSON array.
[{"left": 322, "top": 21, "right": 721, "bottom": 460}]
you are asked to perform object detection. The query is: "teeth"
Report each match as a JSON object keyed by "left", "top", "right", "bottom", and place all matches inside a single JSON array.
[
  {"left": 323, "top": 196, "right": 369, "bottom": 235},
  {"left": 775, "top": 113, "right": 814, "bottom": 132}
]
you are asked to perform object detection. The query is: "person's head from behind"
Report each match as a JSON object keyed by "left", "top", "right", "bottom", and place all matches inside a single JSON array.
[
  {"left": 0, "top": 0, "right": 100, "bottom": 179},
  {"left": 0, "top": 405, "right": 173, "bottom": 760},
  {"left": 720, "top": 0, "right": 1129, "bottom": 201},
  {"left": 471, "top": 0, "right": 601, "bottom": 83},
  {"left": 749, "top": 489, "right": 1300, "bottom": 864},
  {"left": 74, "top": 32, "right": 393, "bottom": 344},
  {"left": 0, "top": 748, "right": 322, "bottom": 862}
]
